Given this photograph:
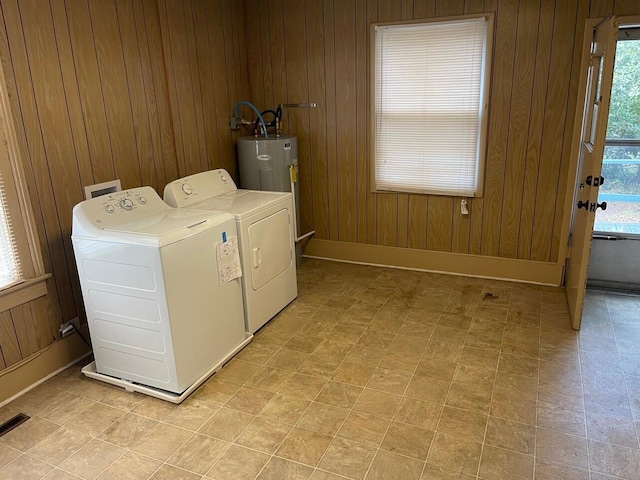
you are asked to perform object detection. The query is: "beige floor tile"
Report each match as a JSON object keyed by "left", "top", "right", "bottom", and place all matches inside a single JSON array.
[
  {"left": 490, "top": 391, "right": 536, "bottom": 425},
  {"left": 276, "top": 427, "right": 332, "bottom": 466},
  {"left": 298, "top": 354, "right": 342, "bottom": 378},
  {"left": 192, "top": 378, "right": 241, "bottom": 405},
  {"left": 365, "top": 450, "right": 424, "bottom": 480},
  {"left": 224, "top": 385, "right": 274, "bottom": 415},
  {"left": 380, "top": 421, "right": 434, "bottom": 460},
  {"left": 206, "top": 445, "right": 269, "bottom": 480},
  {"left": 317, "top": 438, "right": 376, "bottom": 480},
  {"left": 198, "top": 407, "right": 254, "bottom": 442},
  {"left": 297, "top": 402, "right": 349, "bottom": 436},
  {"left": 149, "top": 464, "right": 199, "bottom": 480},
  {"left": 427, "top": 432, "right": 482, "bottom": 475},
  {"left": 324, "top": 325, "right": 364, "bottom": 344},
  {"left": 95, "top": 388, "right": 144, "bottom": 412},
  {"left": 332, "top": 362, "right": 376, "bottom": 386},
  {"left": 358, "top": 330, "right": 395, "bottom": 349},
  {"left": 130, "top": 423, "right": 192, "bottom": 462},
  {"left": 337, "top": 411, "right": 390, "bottom": 447},
  {"left": 27, "top": 427, "right": 89, "bottom": 466},
  {"left": 313, "top": 339, "right": 353, "bottom": 360},
  {"left": 421, "top": 462, "right": 476, "bottom": 479},
  {"left": 453, "top": 364, "right": 496, "bottom": 390},
  {"left": 10, "top": 385, "right": 67, "bottom": 416},
  {"left": 537, "top": 403, "right": 587, "bottom": 437},
  {"left": 280, "top": 373, "right": 327, "bottom": 401},
  {"left": 415, "top": 358, "right": 457, "bottom": 383},
  {"left": 215, "top": 360, "right": 263, "bottom": 385},
  {"left": 485, "top": 416, "right": 535, "bottom": 455},
  {"left": 259, "top": 393, "right": 311, "bottom": 425},
  {"left": 236, "top": 416, "right": 292, "bottom": 453},
  {"left": 589, "top": 439, "right": 640, "bottom": 480},
  {"left": 130, "top": 396, "right": 176, "bottom": 421},
  {"left": 353, "top": 389, "right": 402, "bottom": 419},
  {"left": 493, "top": 371, "right": 538, "bottom": 400},
  {"left": 0, "top": 454, "right": 53, "bottom": 480},
  {"left": 394, "top": 397, "right": 442, "bottom": 431},
  {"left": 533, "top": 458, "right": 589, "bottom": 480},
  {"left": 498, "top": 353, "right": 539, "bottom": 377},
  {"left": 62, "top": 402, "right": 126, "bottom": 438},
  {"left": 98, "top": 413, "right": 158, "bottom": 448},
  {"left": 446, "top": 382, "right": 492, "bottom": 414},
  {"left": 0, "top": 444, "right": 20, "bottom": 469},
  {"left": 437, "top": 406, "right": 487, "bottom": 443},
  {"left": 586, "top": 413, "right": 639, "bottom": 448},
  {"left": 316, "top": 381, "right": 362, "bottom": 409},
  {"left": 267, "top": 349, "right": 310, "bottom": 371},
  {"left": 405, "top": 376, "right": 450, "bottom": 404},
  {"left": 38, "top": 393, "right": 94, "bottom": 426},
  {"left": 43, "top": 469, "right": 83, "bottom": 480},
  {"left": 255, "top": 456, "right": 313, "bottom": 480},
  {"left": 310, "top": 470, "right": 346, "bottom": 480},
  {"left": 366, "top": 368, "right": 411, "bottom": 395},
  {"left": 343, "top": 345, "right": 386, "bottom": 367},
  {"left": 378, "top": 351, "right": 421, "bottom": 374},
  {"left": 283, "top": 334, "right": 324, "bottom": 354},
  {"left": 431, "top": 325, "right": 468, "bottom": 345},
  {"left": 234, "top": 342, "right": 280, "bottom": 365},
  {"left": 536, "top": 428, "right": 589, "bottom": 469},
  {"left": 478, "top": 445, "right": 534, "bottom": 480},
  {"left": 167, "top": 434, "right": 230, "bottom": 475},
  {"left": 458, "top": 346, "right": 500, "bottom": 369},
  {"left": 245, "top": 366, "right": 294, "bottom": 392},
  {"left": 0, "top": 416, "right": 59, "bottom": 452},
  {"left": 163, "top": 397, "right": 219, "bottom": 431},
  {"left": 96, "top": 451, "right": 161, "bottom": 480},
  {"left": 59, "top": 439, "right": 125, "bottom": 480}
]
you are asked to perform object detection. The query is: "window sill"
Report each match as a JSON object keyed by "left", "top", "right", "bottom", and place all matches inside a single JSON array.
[{"left": 0, "top": 274, "right": 51, "bottom": 312}]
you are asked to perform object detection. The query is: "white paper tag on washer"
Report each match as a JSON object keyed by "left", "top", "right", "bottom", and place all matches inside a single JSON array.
[
  {"left": 283, "top": 142, "right": 291, "bottom": 150},
  {"left": 216, "top": 236, "right": 242, "bottom": 284}
]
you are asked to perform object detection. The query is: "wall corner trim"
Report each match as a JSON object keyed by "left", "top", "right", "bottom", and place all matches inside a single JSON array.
[{"left": 303, "top": 239, "right": 564, "bottom": 286}]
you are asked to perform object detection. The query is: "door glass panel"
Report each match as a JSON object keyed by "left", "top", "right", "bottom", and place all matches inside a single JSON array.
[{"left": 594, "top": 35, "right": 640, "bottom": 235}]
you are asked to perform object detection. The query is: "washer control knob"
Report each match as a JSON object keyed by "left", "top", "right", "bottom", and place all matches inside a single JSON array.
[
  {"left": 105, "top": 204, "right": 115, "bottom": 214},
  {"left": 119, "top": 198, "right": 134, "bottom": 210},
  {"left": 138, "top": 196, "right": 147, "bottom": 205},
  {"left": 182, "top": 183, "right": 193, "bottom": 195},
  {"left": 221, "top": 175, "right": 228, "bottom": 183}
]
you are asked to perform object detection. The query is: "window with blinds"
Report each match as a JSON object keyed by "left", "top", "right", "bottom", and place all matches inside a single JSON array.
[
  {"left": 0, "top": 170, "right": 21, "bottom": 289},
  {"left": 373, "top": 16, "right": 493, "bottom": 197}
]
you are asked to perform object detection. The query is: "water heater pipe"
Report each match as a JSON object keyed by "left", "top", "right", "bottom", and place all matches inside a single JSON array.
[
  {"left": 289, "top": 166, "right": 315, "bottom": 243},
  {"left": 232, "top": 101, "right": 269, "bottom": 139}
]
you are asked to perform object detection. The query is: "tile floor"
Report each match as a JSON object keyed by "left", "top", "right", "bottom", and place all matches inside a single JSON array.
[{"left": 1, "top": 258, "right": 639, "bottom": 479}]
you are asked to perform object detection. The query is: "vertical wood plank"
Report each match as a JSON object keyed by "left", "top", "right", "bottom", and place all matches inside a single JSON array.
[
  {"left": 307, "top": 0, "right": 330, "bottom": 239},
  {"left": 335, "top": 0, "right": 357, "bottom": 242},
  {"left": 11, "top": 304, "right": 38, "bottom": 358},
  {"left": 436, "top": 0, "right": 465, "bottom": 16},
  {"left": 245, "top": 0, "right": 265, "bottom": 109},
  {"left": 324, "top": 0, "right": 339, "bottom": 240},
  {"left": 65, "top": 0, "right": 116, "bottom": 184},
  {"left": 452, "top": 199, "right": 471, "bottom": 254},
  {"left": 465, "top": 0, "right": 485, "bottom": 13},
  {"left": 549, "top": 0, "right": 590, "bottom": 262},
  {"left": 499, "top": 0, "right": 540, "bottom": 258},
  {"left": 589, "top": 0, "right": 613, "bottom": 17},
  {"left": 141, "top": 0, "right": 178, "bottom": 184},
  {"left": 356, "top": 0, "right": 368, "bottom": 243},
  {"left": 481, "top": 0, "right": 519, "bottom": 257},
  {"left": 366, "top": 0, "right": 378, "bottom": 244},
  {"left": 414, "top": 0, "right": 436, "bottom": 18},
  {"left": 517, "top": 0, "right": 554, "bottom": 259},
  {"left": 0, "top": 311, "right": 21, "bottom": 367},
  {"left": 427, "top": 198, "right": 454, "bottom": 251},
  {"left": 116, "top": 0, "right": 158, "bottom": 191},
  {"left": 283, "top": 0, "right": 313, "bottom": 234},
  {"left": 408, "top": 196, "right": 428, "bottom": 249},
  {"left": 258, "top": 0, "right": 275, "bottom": 108},
  {"left": 530, "top": 0, "right": 577, "bottom": 261},
  {"left": 613, "top": 0, "right": 638, "bottom": 15}
]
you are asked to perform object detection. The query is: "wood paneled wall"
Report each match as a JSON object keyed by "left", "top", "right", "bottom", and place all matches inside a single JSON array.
[
  {"left": 244, "top": 0, "right": 640, "bottom": 263},
  {"left": 0, "top": 0, "right": 248, "bottom": 370}
]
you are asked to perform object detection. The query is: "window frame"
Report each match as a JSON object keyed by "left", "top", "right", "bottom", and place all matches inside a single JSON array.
[
  {"left": 369, "top": 13, "right": 494, "bottom": 198},
  {"left": 0, "top": 51, "right": 49, "bottom": 311}
]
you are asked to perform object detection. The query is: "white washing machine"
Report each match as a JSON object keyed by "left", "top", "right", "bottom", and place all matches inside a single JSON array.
[
  {"left": 72, "top": 187, "right": 251, "bottom": 403},
  {"left": 164, "top": 169, "right": 297, "bottom": 333}
]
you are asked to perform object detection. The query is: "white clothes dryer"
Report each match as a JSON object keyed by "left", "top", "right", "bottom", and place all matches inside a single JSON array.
[
  {"left": 164, "top": 169, "right": 297, "bottom": 333},
  {"left": 72, "top": 187, "right": 250, "bottom": 403}
]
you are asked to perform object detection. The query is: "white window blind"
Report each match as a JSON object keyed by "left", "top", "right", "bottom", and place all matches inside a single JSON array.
[
  {"left": 374, "top": 17, "right": 489, "bottom": 196},
  {"left": 0, "top": 169, "right": 21, "bottom": 289}
]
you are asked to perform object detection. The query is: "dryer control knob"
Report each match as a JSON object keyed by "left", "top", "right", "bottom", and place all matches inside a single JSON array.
[
  {"left": 105, "top": 204, "right": 115, "bottom": 214},
  {"left": 221, "top": 175, "right": 228, "bottom": 183},
  {"left": 119, "top": 198, "right": 134, "bottom": 210},
  {"left": 137, "top": 196, "right": 147, "bottom": 205},
  {"left": 182, "top": 183, "right": 193, "bottom": 195}
]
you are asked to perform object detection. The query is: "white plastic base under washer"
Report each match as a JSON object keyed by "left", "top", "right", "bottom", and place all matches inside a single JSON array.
[{"left": 81, "top": 333, "right": 253, "bottom": 404}]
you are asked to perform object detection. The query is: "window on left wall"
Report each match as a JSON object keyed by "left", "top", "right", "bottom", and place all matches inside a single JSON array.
[{"left": 0, "top": 61, "right": 49, "bottom": 310}]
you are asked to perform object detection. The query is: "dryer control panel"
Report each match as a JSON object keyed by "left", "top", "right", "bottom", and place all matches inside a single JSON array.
[{"left": 164, "top": 169, "right": 238, "bottom": 208}]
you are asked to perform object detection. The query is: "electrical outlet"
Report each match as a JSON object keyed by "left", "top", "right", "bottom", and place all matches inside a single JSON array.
[{"left": 59, "top": 317, "right": 82, "bottom": 338}]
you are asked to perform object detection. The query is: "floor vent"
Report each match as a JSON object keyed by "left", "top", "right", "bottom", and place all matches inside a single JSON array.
[{"left": 0, "top": 413, "right": 29, "bottom": 437}]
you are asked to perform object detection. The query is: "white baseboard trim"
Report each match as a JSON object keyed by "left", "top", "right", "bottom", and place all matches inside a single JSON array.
[{"left": 303, "top": 239, "right": 563, "bottom": 286}]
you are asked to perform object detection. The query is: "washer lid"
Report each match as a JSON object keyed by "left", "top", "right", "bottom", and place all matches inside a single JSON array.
[
  {"left": 104, "top": 209, "right": 227, "bottom": 236},
  {"left": 190, "top": 190, "right": 292, "bottom": 219}
]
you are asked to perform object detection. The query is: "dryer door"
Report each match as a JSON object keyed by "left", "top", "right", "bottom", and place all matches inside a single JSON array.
[{"left": 248, "top": 208, "right": 293, "bottom": 291}]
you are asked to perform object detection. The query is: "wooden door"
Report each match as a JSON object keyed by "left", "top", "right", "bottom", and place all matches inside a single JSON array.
[{"left": 565, "top": 17, "right": 618, "bottom": 330}]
